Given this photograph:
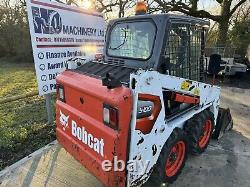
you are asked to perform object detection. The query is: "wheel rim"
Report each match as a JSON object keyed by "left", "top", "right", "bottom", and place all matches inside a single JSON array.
[
  {"left": 198, "top": 119, "right": 212, "bottom": 148},
  {"left": 165, "top": 141, "right": 186, "bottom": 177}
]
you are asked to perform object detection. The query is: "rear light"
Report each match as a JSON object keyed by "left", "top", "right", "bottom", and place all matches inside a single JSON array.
[
  {"left": 57, "top": 84, "right": 65, "bottom": 102},
  {"left": 103, "top": 104, "right": 119, "bottom": 129}
]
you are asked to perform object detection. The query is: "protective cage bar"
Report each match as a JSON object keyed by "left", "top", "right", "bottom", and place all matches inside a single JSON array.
[{"left": 164, "top": 23, "right": 205, "bottom": 81}]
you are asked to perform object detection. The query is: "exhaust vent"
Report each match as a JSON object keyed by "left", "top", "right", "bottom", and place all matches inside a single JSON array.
[{"left": 107, "top": 58, "right": 125, "bottom": 66}]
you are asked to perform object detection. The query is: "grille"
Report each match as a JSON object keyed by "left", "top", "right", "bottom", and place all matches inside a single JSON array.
[
  {"left": 73, "top": 61, "right": 135, "bottom": 85},
  {"left": 107, "top": 58, "right": 125, "bottom": 66}
]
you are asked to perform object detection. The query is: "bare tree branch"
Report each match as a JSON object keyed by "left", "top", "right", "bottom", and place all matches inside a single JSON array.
[
  {"left": 153, "top": 0, "right": 221, "bottom": 21},
  {"left": 229, "top": 0, "right": 248, "bottom": 16}
]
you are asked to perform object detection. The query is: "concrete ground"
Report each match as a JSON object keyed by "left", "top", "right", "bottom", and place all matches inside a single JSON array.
[{"left": 0, "top": 83, "right": 250, "bottom": 187}]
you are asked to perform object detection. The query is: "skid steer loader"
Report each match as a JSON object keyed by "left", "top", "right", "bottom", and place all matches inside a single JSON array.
[{"left": 56, "top": 3, "right": 232, "bottom": 186}]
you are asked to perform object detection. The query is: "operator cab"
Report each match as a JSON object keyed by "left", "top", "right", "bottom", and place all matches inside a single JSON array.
[{"left": 74, "top": 13, "right": 209, "bottom": 85}]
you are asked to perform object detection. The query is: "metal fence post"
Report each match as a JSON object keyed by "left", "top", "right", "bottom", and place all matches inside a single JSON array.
[{"left": 45, "top": 93, "right": 53, "bottom": 124}]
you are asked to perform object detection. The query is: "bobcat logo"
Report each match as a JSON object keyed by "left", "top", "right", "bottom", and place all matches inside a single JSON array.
[{"left": 59, "top": 110, "right": 69, "bottom": 131}]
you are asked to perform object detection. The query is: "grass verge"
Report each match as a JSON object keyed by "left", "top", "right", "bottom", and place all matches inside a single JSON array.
[{"left": 0, "top": 60, "right": 55, "bottom": 170}]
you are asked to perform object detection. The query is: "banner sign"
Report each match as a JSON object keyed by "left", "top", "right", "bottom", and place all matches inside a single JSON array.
[{"left": 26, "top": 0, "right": 105, "bottom": 95}]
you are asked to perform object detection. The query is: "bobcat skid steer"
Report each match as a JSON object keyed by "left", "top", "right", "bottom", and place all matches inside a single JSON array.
[{"left": 56, "top": 3, "right": 232, "bottom": 187}]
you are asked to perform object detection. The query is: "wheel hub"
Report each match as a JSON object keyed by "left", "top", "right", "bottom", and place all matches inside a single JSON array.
[
  {"left": 165, "top": 141, "right": 186, "bottom": 177},
  {"left": 198, "top": 119, "right": 212, "bottom": 148},
  {"left": 169, "top": 152, "right": 177, "bottom": 163}
]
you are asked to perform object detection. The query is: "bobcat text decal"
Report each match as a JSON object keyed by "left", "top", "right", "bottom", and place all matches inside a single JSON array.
[
  {"left": 72, "top": 120, "right": 104, "bottom": 157},
  {"left": 59, "top": 111, "right": 104, "bottom": 156}
]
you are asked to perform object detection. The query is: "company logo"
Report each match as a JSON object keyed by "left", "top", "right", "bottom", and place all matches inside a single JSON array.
[
  {"left": 58, "top": 110, "right": 105, "bottom": 156},
  {"left": 59, "top": 110, "right": 69, "bottom": 130},
  {"left": 32, "top": 6, "right": 62, "bottom": 34},
  {"left": 72, "top": 120, "right": 104, "bottom": 157}
]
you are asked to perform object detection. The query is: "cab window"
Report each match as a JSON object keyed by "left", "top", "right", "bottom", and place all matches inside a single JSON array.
[{"left": 163, "top": 23, "right": 204, "bottom": 81}]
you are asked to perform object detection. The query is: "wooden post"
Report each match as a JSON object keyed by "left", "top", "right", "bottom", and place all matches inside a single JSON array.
[{"left": 45, "top": 93, "right": 53, "bottom": 124}]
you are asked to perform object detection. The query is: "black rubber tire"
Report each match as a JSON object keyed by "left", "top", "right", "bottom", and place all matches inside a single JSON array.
[
  {"left": 152, "top": 128, "right": 188, "bottom": 184},
  {"left": 184, "top": 110, "right": 214, "bottom": 155}
]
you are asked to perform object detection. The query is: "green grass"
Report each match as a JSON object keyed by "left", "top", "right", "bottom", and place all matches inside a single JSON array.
[
  {"left": 0, "top": 60, "right": 38, "bottom": 98},
  {"left": 0, "top": 60, "right": 55, "bottom": 170}
]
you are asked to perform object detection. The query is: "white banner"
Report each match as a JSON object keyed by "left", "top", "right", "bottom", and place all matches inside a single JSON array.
[{"left": 26, "top": 0, "right": 105, "bottom": 95}]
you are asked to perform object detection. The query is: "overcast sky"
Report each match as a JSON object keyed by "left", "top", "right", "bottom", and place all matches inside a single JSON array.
[
  {"left": 198, "top": 0, "right": 221, "bottom": 15},
  {"left": 198, "top": 0, "right": 217, "bottom": 9}
]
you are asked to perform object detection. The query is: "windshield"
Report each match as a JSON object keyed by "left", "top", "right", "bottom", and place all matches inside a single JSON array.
[{"left": 107, "top": 21, "right": 156, "bottom": 60}]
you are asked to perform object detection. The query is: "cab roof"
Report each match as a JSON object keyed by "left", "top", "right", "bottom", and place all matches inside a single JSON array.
[{"left": 109, "top": 13, "right": 210, "bottom": 27}]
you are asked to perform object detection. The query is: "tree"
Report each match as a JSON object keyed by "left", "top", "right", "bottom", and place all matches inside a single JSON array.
[
  {"left": 60, "top": 0, "right": 136, "bottom": 19},
  {"left": 229, "top": 3, "right": 250, "bottom": 55},
  {"left": 149, "top": 0, "right": 248, "bottom": 46},
  {"left": 96, "top": 0, "right": 136, "bottom": 18},
  {"left": 0, "top": 0, "right": 32, "bottom": 61}
]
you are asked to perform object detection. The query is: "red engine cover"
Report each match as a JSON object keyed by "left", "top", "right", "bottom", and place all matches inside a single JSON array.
[{"left": 56, "top": 71, "right": 133, "bottom": 187}]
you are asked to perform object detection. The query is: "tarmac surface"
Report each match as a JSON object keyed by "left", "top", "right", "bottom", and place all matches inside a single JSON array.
[{"left": 0, "top": 81, "right": 250, "bottom": 187}]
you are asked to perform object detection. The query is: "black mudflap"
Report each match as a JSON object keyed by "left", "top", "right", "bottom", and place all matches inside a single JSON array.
[{"left": 212, "top": 108, "right": 233, "bottom": 140}]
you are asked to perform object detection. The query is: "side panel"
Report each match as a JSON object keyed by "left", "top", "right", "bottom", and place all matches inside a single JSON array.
[{"left": 127, "top": 70, "right": 220, "bottom": 186}]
